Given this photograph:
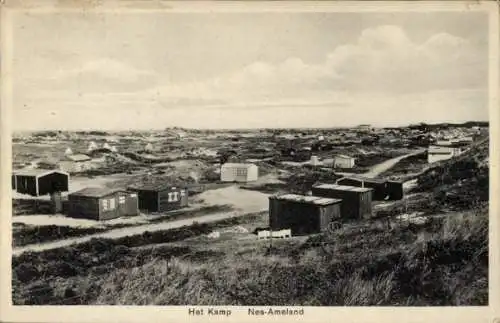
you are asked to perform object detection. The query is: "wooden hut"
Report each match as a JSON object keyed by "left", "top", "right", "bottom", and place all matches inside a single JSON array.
[
  {"left": 386, "top": 180, "right": 404, "bottom": 200},
  {"left": 269, "top": 194, "right": 342, "bottom": 236},
  {"left": 68, "top": 187, "right": 139, "bottom": 220},
  {"left": 127, "top": 183, "right": 188, "bottom": 213},
  {"left": 336, "top": 176, "right": 388, "bottom": 200},
  {"left": 311, "top": 184, "right": 373, "bottom": 220},
  {"left": 12, "top": 169, "right": 69, "bottom": 197}
]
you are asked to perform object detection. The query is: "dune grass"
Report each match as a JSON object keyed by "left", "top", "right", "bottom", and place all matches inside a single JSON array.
[{"left": 12, "top": 204, "right": 487, "bottom": 306}]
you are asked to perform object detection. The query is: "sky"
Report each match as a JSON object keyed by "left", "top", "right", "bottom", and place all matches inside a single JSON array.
[{"left": 10, "top": 11, "right": 490, "bottom": 130}]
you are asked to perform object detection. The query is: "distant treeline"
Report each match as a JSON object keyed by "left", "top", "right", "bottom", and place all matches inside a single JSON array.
[
  {"left": 17, "top": 121, "right": 489, "bottom": 138},
  {"left": 404, "top": 121, "right": 489, "bottom": 130}
]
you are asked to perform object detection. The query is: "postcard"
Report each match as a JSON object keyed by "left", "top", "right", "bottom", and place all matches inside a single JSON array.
[{"left": 1, "top": 1, "right": 499, "bottom": 323}]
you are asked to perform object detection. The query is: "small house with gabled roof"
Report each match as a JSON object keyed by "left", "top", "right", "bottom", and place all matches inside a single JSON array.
[
  {"left": 68, "top": 187, "right": 139, "bottom": 220},
  {"left": 12, "top": 169, "right": 69, "bottom": 197}
]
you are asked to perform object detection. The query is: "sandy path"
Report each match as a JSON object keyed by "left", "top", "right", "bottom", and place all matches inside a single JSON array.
[
  {"left": 12, "top": 186, "right": 269, "bottom": 256},
  {"left": 361, "top": 149, "right": 427, "bottom": 178}
]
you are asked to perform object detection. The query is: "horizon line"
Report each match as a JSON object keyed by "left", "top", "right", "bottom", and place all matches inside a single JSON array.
[{"left": 12, "top": 120, "right": 490, "bottom": 134}]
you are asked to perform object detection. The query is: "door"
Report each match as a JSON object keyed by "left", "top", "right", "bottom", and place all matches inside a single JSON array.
[
  {"left": 125, "top": 193, "right": 139, "bottom": 216},
  {"left": 117, "top": 193, "right": 127, "bottom": 216}
]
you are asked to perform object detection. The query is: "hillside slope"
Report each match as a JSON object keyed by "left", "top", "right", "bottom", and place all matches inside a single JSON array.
[{"left": 411, "top": 138, "right": 488, "bottom": 211}]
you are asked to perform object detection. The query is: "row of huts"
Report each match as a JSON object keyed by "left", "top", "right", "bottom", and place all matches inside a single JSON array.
[
  {"left": 12, "top": 162, "right": 259, "bottom": 221},
  {"left": 12, "top": 169, "right": 189, "bottom": 221},
  {"left": 335, "top": 176, "right": 404, "bottom": 201},
  {"left": 67, "top": 183, "right": 189, "bottom": 221},
  {"left": 268, "top": 184, "right": 373, "bottom": 236},
  {"left": 267, "top": 177, "right": 404, "bottom": 236}
]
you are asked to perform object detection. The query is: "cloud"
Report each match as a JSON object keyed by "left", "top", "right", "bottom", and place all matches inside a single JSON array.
[
  {"left": 17, "top": 24, "right": 486, "bottom": 120},
  {"left": 136, "top": 25, "right": 484, "bottom": 106}
]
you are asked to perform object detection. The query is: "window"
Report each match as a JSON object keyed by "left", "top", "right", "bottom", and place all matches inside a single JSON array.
[
  {"left": 236, "top": 168, "right": 247, "bottom": 176},
  {"left": 119, "top": 196, "right": 126, "bottom": 204},
  {"left": 130, "top": 193, "right": 137, "bottom": 198},
  {"left": 102, "top": 199, "right": 109, "bottom": 211},
  {"left": 168, "top": 191, "right": 179, "bottom": 202},
  {"left": 109, "top": 198, "right": 116, "bottom": 210},
  {"left": 180, "top": 190, "right": 186, "bottom": 197}
]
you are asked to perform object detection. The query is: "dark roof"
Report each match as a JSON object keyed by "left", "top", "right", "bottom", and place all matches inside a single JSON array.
[
  {"left": 13, "top": 169, "right": 69, "bottom": 178},
  {"left": 69, "top": 187, "right": 124, "bottom": 198},
  {"left": 127, "top": 182, "right": 185, "bottom": 192},
  {"left": 338, "top": 176, "right": 386, "bottom": 184},
  {"left": 313, "top": 183, "right": 373, "bottom": 193},
  {"left": 270, "top": 194, "right": 342, "bottom": 206}
]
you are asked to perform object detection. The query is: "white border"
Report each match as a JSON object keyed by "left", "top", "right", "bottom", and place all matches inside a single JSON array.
[{"left": 1, "top": 1, "right": 499, "bottom": 323}]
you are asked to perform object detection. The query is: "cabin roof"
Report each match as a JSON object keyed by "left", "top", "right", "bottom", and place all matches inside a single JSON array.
[
  {"left": 335, "top": 154, "right": 355, "bottom": 160},
  {"left": 127, "top": 182, "right": 185, "bottom": 192},
  {"left": 70, "top": 187, "right": 124, "bottom": 198},
  {"left": 270, "top": 193, "right": 342, "bottom": 206},
  {"left": 338, "top": 176, "right": 386, "bottom": 184},
  {"left": 313, "top": 183, "right": 373, "bottom": 193},
  {"left": 13, "top": 169, "right": 69, "bottom": 178},
  {"left": 221, "top": 163, "right": 256, "bottom": 168}
]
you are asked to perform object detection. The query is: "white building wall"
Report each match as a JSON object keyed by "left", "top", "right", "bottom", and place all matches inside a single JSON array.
[
  {"left": 428, "top": 153, "right": 453, "bottom": 163},
  {"left": 334, "top": 157, "right": 355, "bottom": 168},
  {"left": 427, "top": 146, "right": 459, "bottom": 163},
  {"left": 221, "top": 164, "right": 258, "bottom": 182},
  {"left": 246, "top": 164, "right": 259, "bottom": 182}
]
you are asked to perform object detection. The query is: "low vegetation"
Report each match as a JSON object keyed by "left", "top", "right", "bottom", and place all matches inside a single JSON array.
[
  {"left": 12, "top": 224, "right": 107, "bottom": 247},
  {"left": 411, "top": 156, "right": 488, "bottom": 210},
  {"left": 12, "top": 204, "right": 235, "bottom": 247},
  {"left": 12, "top": 206, "right": 487, "bottom": 306}
]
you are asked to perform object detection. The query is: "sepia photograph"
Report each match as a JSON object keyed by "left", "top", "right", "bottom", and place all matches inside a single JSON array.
[{"left": 1, "top": 1, "right": 499, "bottom": 322}]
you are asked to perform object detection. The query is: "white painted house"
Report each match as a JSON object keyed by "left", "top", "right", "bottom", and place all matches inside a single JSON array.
[
  {"left": 333, "top": 155, "right": 356, "bottom": 169},
  {"left": 427, "top": 145, "right": 464, "bottom": 163},
  {"left": 220, "top": 163, "right": 258, "bottom": 182}
]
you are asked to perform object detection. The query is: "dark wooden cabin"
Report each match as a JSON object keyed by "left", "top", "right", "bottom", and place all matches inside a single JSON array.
[
  {"left": 386, "top": 180, "right": 404, "bottom": 200},
  {"left": 12, "top": 169, "right": 69, "bottom": 197},
  {"left": 269, "top": 194, "right": 342, "bottom": 236},
  {"left": 336, "top": 176, "right": 388, "bottom": 200},
  {"left": 67, "top": 187, "right": 139, "bottom": 221},
  {"left": 127, "top": 183, "right": 189, "bottom": 213},
  {"left": 311, "top": 184, "right": 373, "bottom": 220}
]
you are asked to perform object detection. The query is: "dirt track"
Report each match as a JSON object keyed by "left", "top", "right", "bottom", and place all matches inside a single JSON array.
[
  {"left": 362, "top": 149, "right": 427, "bottom": 178},
  {"left": 12, "top": 186, "right": 269, "bottom": 256},
  {"left": 336, "top": 149, "right": 427, "bottom": 179}
]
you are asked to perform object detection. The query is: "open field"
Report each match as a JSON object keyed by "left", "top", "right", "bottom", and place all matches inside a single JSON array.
[
  {"left": 11, "top": 125, "right": 489, "bottom": 306},
  {"left": 12, "top": 206, "right": 487, "bottom": 305}
]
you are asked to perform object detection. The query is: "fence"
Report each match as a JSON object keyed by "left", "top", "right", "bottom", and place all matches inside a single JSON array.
[{"left": 257, "top": 229, "right": 292, "bottom": 240}]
